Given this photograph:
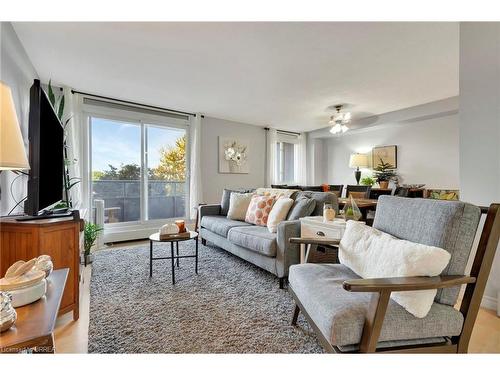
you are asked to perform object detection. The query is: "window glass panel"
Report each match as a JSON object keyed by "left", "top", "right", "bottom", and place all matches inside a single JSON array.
[
  {"left": 91, "top": 117, "right": 141, "bottom": 223},
  {"left": 275, "top": 141, "right": 296, "bottom": 183},
  {"left": 146, "top": 125, "right": 187, "bottom": 220}
]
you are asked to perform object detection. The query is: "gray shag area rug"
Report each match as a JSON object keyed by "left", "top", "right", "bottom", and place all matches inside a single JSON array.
[{"left": 88, "top": 241, "right": 323, "bottom": 353}]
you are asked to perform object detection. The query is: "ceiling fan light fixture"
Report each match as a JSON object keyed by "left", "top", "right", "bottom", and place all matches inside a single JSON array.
[{"left": 329, "top": 104, "right": 351, "bottom": 135}]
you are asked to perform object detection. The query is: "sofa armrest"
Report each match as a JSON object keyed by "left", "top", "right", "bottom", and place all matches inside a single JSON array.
[
  {"left": 198, "top": 204, "right": 222, "bottom": 227},
  {"left": 276, "top": 220, "right": 301, "bottom": 277}
]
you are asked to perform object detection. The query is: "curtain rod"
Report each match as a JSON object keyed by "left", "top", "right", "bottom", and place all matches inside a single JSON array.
[
  {"left": 71, "top": 89, "right": 202, "bottom": 118},
  {"left": 264, "top": 127, "right": 301, "bottom": 136}
]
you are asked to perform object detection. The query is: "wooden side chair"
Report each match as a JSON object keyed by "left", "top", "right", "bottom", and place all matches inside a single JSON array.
[
  {"left": 328, "top": 185, "right": 344, "bottom": 198},
  {"left": 394, "top": 187, "right": 410, "bottom": 197},
  {"left": 345, "top": 185, "right": 371, "bottom": 199},
  {"left": 288, "top": 196, "right": 499, "bottom": 353}
]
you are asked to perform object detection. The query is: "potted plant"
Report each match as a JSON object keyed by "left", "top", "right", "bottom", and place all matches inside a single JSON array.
[
  {"left": 83, "top": 222, "right": 103, "bottom": 266},
  {"left": 360, "top": 175, "right": 376, "bottom": 186},
  {"left": 373, "top": 158, "right": 398, "bottom": 189}
]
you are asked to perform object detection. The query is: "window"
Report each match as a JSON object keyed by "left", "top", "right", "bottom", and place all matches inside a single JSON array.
[
  {"left": 274, "top": 132, "right": 300, "bottom": 184},
  {"left": 275, "top": 141, "right": 296, "bottom": 183},
  {"left": 91, "top": 117, "right": 188, "bottom": 225},
  {"left": 84, "top": 98, "right": 190, "bottom": 241}
]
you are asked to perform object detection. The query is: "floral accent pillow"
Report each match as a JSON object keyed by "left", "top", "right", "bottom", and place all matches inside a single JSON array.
[{"left": 245, "top": 195, "right": 277, "bottom": 226}]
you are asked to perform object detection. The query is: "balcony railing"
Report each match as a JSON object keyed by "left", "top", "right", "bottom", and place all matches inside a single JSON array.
[{"left": 92, "top": 180, "right": 186, "bottom": 223}]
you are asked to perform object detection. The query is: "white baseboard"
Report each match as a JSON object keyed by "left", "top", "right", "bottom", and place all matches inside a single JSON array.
[{"left": 481, "top": 295, "right": 499, "bottom": 315}]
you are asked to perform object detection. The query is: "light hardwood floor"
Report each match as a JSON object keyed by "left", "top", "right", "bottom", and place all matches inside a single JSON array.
[{"left": 54, "top": 245, "right": 500, "bottom": 353}]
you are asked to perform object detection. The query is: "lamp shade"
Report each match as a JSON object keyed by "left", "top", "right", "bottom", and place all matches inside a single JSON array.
[
  {"left": 0, "top": 82, "right": 30, "bottom": 170},
  {"left": 349, "top": 153, "right": 368, "bottom": 169}
]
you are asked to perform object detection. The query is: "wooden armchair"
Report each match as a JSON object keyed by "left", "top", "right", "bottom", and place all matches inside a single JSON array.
[{"left": 288, "top": 198, "right": 499, "bottom": 353}]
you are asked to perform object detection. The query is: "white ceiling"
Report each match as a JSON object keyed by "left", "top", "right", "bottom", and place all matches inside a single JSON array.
[{"left": 13, "top": 22, "right": 459, "bottom": 132}]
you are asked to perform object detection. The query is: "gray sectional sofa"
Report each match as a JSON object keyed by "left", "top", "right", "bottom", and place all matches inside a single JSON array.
[{"left": 199, "top": 190, "right": 338, "bottom": 288}]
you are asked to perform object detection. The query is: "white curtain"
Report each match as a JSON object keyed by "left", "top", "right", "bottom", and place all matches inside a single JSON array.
[
  {"left": 189, "top": 113, "right": 203, "bottom": 220},
  {"left": 295, "top": 132, "right": 308, "bottom": 185},
  {"left": 62, "top": 87, "right": 83, "bottom": 209},
  {"left": 265, "top": 128, "right": 278, "bottom": 187}
]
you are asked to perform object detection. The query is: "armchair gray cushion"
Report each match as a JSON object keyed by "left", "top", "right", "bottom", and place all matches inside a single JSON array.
[
  {"left": 373, "top": 196, "right": 481, "bottom": 305},
  {"left": 289, "top": 263, "right": 464, "bottom": 347},
  {"left": 200, "top": 215, "right": 250, "bottom": 238},
  {"left": 227, "top": 226, "right": 277, "bottom": 257}
]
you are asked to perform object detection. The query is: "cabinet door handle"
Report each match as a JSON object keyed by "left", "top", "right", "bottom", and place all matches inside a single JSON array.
[{"left": 316, "top": 231, "right": 325, "bottom": 237}]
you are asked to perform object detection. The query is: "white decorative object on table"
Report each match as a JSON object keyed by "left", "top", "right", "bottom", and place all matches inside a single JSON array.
[
  {"left": 0, "top": 291, "right": 17, "bottom": 332},
  {"left": 0, "top": 258, "right": 48, "bottom": 308},
  {"left": 160, "top": 222, "right": 180, "bottom": 236},
  {"left": 34, "top": 255, "right": 53, "bottom": 277},
  {"left": 219, "top": 137, "right": 249, "bottom": 174}
]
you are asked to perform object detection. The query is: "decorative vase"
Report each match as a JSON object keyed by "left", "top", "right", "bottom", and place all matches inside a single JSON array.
[
  {"left": 229, "top": 162, "right": 241, "bottom": 173},
  {"left": 379, "top": 181, "right": 389, "bottom": 189},
  {"left": 81, "top": 253, "right": 95, "bottom": 266},
  {"left": 323, "top": 203, "right": 336, "bottom": 222}
]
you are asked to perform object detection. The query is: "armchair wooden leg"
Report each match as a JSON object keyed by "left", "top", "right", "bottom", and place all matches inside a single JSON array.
[
  {"left": 359, "top": 291, "right": 391, "bottom": 353},
  {"left": 201, "top": 238, "right": 207, "bottom": 246},
  {"left": 292, "top": 304, "right": 300, "bottom": 326}
]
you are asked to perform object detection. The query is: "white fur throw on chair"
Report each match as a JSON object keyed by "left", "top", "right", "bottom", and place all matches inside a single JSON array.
[{"left": 339, "top": 221, "right": 451, "bottom": 318}]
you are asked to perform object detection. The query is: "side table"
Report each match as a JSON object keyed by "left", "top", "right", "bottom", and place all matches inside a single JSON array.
[{"left": 149, "top": 231, "right": 199, "bottom": 284}]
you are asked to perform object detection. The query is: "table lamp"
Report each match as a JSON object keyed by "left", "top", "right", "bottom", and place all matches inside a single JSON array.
[
  {"left": 0, "top": 81, "right": 30, "bottom": 198},
  {"left": 349, "top": 153, "right": 368, "bottom": 185}
]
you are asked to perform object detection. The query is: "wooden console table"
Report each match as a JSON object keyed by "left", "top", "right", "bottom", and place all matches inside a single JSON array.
[
  {"left": 0, "top": 215, "right": 83, "bottom": 320},
  {"left": 0, "top": 269, "right": 68, "bottom": 353}
]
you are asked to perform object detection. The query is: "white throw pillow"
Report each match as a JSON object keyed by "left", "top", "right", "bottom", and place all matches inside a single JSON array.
[
  {"left": 267, "top": 197, "right": 294, "bottom": 233},
  {"left": 339, "top": 221, "right": 451, "bottom": 318},
  {"left": 227, "top": 192, "right": 254, "bottom": 221}
]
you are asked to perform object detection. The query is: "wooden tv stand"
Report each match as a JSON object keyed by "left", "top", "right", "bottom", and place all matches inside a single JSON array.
[{"left": 0, "top": 214, "right": 83, "bottom": 320}]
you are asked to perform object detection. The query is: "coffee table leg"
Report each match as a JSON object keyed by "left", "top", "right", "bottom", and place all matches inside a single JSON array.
[
  {"left": 176, "top": 241, "right": 179, "bottom": 267},
  {"left": 149, "top": 240, "right": 153, "bottom": 277},
  {"left": 195, "top": 237, "right": 199, "bottom": 274},
  {"left": 170, "top": 241, "right": 175, "bottom": 285}
]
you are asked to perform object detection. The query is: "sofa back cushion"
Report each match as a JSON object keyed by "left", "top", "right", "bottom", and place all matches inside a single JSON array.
[
  {"left": 339, "top": 220, "right": 451, "bottom": 318},
  {"left": 221, "top": 188, "right": 255, "bottom": 216},
  {"left": 293, "top": 191, "right": 338, "bottom": 217},
  {"left": 227, "top": 192, "right": 254, "bottom": 221},
  {"left": 373, "top": 196, "right": 481, "bottom": 305},
  {"left": 267, "top": 197, "right": 294, "bottom": 233},
  {"left": 287, "top": 197, "right": 316, "bottom": 220},
  {"left": 255, "top": 187, "right": 299, "bottom": 199},
  {"left": 245, "top": 195, "right": 277, "bottom": 226}
]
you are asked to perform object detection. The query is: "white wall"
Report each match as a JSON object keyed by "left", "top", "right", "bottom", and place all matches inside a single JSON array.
[
  {"left": 459, "top": 22, "right": 500, "bottom": 311},
  {"left": 0, "top": 22, "right": 38, "bottom": 215},
  {"left": 200, "top": 116, "right": 266, "bottom": 204},
  {"left": 309, "top": 98, "right": 460, "bottom": 190}
]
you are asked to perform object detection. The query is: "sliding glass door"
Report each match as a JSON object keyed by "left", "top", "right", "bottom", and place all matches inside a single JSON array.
[{"left": 90, "top": 116, "right": 188, "bottom": 227}]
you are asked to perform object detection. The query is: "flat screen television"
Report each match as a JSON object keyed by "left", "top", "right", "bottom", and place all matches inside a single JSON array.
[{"left": 25, "top": 79, "right": 64, "bottom": 216}]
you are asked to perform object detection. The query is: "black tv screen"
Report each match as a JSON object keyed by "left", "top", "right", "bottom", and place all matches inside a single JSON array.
[{"left": 25, "top": 79, "right": 64, "bottom": 215}]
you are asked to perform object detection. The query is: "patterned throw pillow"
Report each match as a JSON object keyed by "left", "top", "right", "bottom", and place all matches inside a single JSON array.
[{"left": 245, "top": 195, "right": 277, "bottom": 226}]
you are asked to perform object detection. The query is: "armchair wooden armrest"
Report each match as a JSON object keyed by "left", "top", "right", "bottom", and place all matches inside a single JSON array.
[
  {"left": 343, "top": 275, "right": 476, "bottom": 293},
  {"left": 289, "top": 237, "right": 340, "bottom": 247},
  {"left": 344, "top": 274, "right": 476, "bottom": 353}
]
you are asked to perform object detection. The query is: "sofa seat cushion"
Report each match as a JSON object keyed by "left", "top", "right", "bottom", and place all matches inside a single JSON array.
[
  {"left": 227, "top": 226, "right": 278, "bottom": 257},
  {"left": 289, "top": 263, "right": 464, "bottom": 347},
  {"left": 200, "top": 215, "right": 250, "bottom": 238}
]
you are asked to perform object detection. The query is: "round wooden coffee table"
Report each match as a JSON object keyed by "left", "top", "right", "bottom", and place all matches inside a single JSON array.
[{"left": 148, "top": 231, "right": 199, "bottom": 285}]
